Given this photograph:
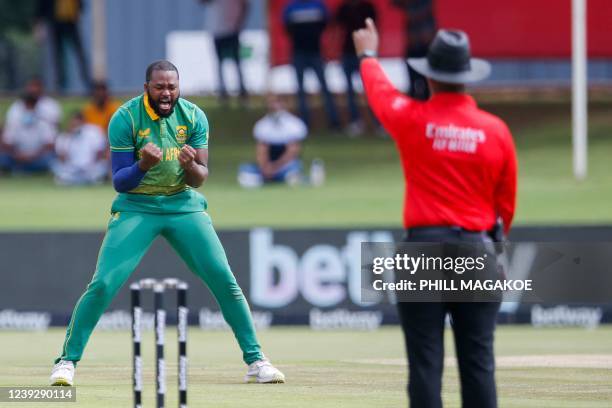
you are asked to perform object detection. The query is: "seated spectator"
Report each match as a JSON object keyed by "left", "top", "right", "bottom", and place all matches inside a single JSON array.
[
  {"left": 0, "top": 80, "right": 59, "bottom": 173},
  {"left": 238, "top": 95, "right": 307, "bottom": 188},
  {"left": 52, "top": 111, "right": 108, "bottom": 185},
  {"left": 10, "top": 77, "right": 61, "bottom": 125}
]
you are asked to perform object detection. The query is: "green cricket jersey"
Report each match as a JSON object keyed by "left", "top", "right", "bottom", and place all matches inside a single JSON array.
[{"left": 108, "top": 93, "right": 209, "bottom": 213}]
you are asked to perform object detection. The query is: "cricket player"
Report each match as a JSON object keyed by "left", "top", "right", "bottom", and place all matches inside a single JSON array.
[{"left": 50, "top": 60, "right": 285, "bottom": 386}]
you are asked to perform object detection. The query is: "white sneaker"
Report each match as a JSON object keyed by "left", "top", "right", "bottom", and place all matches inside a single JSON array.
[
  {"left": 50, "top": 360, "right": 75, "bottom": 386},
  {"left": 245, "top": 358, "right": 285, "bottom": 384}
]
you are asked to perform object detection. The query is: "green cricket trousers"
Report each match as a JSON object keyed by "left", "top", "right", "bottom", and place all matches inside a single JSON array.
[{"left": 56, "top": 210, "right": 263, "bottom": 365}]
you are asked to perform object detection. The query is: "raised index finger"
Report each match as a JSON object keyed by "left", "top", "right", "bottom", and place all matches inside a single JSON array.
[{"left": 365, "top": 17, "right": 376, "bottom": 33}]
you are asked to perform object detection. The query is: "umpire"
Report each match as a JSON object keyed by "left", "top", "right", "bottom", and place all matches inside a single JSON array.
[{"left": 353, "top": 20, "right": 517, "bottom": 408}]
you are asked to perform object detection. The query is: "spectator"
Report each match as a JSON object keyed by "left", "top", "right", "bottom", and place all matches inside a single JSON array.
[
  {"left": 36, "top": 0, "right": 91, "bottom": 91},
  {"left": 0, "top": 78, "right": 60, "bottom": 173},
  {"left": 335, "top": 0, "right": 377, "bottom": 135},
  {"left": 200, "top": 0, "right": 249, "bottom": 103},
  {"left": 82, "top": 80, "right": 121, "bottom": 133},
  {"left": 283, "top": 0, "right": 340, "bottom": 129},
  {"left": 391, "top": 0, "right": 437, "bottom": 100},
  {"left": 7, "top": 77, "right": 61, "bottom": 126},
  {"left": 52, "top": 111, "right": 108, "bottom": 185},
  {"left": 81, "top": 80, "right": 118, "bottom": 178},
  {"left": 238, "top": 94, "right": 307, "bottom": 188}
]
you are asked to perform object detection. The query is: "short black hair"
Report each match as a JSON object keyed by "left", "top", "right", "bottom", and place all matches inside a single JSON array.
[
  {"left": 429, "top": 79, "right": 465, "bottom": 94},
  {"left": 145, "top": 60, "right": 179, "bottom": 83}
]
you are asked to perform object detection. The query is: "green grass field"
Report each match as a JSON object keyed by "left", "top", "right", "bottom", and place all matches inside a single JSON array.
[
  {"left": 1, "top": 326, "right": 611, "bottom": 407},
  {"left": 1, "top": 97, "right": 612, "bottom": 230},
  {"left": 2, "top": 96, "right": 611, "bottom": 407}
]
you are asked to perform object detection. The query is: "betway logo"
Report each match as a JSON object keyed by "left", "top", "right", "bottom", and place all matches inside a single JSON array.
[
  {"left": 249, "top": 229, "right": 393, "bottom": 308},
  {"left": 309, "top": 308, "right": 383, "bottom": 331},
  {"left": 531, "top": 305, "right": 602, "bottom": 329},
  {"left": 0, "top": 309, "right": 50, "bottom": 330},
  {"left": 199, "top": 308, "right": 272, "bottom": 330}
]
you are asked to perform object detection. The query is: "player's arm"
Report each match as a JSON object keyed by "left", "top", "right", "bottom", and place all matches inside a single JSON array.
[
  {"left": 182, "top": 106, "right": 210, "bottom": 188},
  {"left": 109, "top": 109, "right": 162, "bottom": 192},
  {"left": 112, "top": 143, "right": 162, "bottom": 192},
  {"left": 179, "top": 146, "right": 208, "bottom": 188}
]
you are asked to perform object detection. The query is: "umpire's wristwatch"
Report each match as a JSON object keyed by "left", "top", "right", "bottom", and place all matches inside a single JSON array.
[{"left": 358, "top": 50, "right": 378, "bottom": 60}]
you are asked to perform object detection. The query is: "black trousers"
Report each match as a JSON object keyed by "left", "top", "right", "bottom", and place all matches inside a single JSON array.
[
  {"left": 213, "top": 33, "right": 247, "bottom": 97},
  {"left": 52, "top": 22, "right": 91, "bottom": 91},
  {"left": 398, "top": 228, "right": 499, "bottom": 408}
]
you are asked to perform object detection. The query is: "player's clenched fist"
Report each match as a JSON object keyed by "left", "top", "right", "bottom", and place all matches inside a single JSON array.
[
  {"left": 139, "top": 142, "right": 163, "bottom": 171},
  {"left": 178, "top": 145, "right": 197, "bottom": 170}
]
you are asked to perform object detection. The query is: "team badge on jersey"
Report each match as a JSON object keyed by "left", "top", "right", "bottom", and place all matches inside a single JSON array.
[
  {"left": 176, "top": 126, "right": 187, "bottom": 144},
  {"left": 138, "top": 128, "right": 150, "bottom": 138}
]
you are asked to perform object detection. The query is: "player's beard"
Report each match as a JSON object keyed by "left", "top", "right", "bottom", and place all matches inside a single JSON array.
[{"left": 147, "top": 90, "right": 179, "bottom": 118}]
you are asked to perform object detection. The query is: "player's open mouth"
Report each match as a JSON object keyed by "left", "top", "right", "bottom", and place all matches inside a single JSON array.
[{"left": 159, "top": 101, "right": 171, "bottom": 110}]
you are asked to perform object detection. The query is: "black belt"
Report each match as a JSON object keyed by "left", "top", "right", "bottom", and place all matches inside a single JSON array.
[{"left": 405, "top": 226, "right": 488, "bottom": 240}]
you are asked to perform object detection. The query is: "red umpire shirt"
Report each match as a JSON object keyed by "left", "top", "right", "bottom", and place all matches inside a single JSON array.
[{"left": 360, "top": 59, "right": 517, "bottom": 234}]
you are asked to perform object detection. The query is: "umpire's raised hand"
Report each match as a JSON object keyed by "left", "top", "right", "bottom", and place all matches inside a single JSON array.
[{"left": 352, "top": 18, "right": 379, "bottom": 57}]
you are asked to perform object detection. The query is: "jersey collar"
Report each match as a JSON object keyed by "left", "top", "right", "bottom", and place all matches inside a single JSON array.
[{"left": 143, "top": 93, "right": 160, "bottom": 121}]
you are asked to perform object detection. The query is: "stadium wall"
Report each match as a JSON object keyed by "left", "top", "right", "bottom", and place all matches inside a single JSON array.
[
  {"left": 55, "top": 0, "right": 612, "bottom": 93},
  {"left": 269, "top": 0, "right": 612, "bottom": 63},
  {"left": 1, "top": 227, "right": 611, "bottom": 331}
]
